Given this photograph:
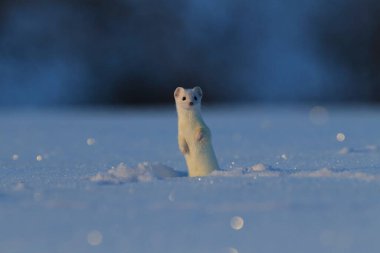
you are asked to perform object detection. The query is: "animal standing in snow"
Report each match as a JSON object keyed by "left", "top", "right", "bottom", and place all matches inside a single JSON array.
[{"left": 174, "top": 86, "right": 219, "bottom": 176}]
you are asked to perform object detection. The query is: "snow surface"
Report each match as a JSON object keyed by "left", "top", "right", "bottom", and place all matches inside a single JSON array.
[{"left": 0, "top": 106, "right": 380, "bottom": 253}]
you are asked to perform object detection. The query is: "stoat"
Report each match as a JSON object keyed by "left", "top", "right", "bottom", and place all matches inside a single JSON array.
[{"left": 174, "top": 86, "right": 219, "bottom": 177}]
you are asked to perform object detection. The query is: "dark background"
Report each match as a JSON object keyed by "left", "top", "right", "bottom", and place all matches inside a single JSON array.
[{"left": 0, "top": 0, "right": 379, "bottom": 107}]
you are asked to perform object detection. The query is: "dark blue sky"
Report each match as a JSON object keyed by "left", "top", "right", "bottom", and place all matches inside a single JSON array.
[{"left": 0, "top": 0, "right": 379, "bottom": 106}]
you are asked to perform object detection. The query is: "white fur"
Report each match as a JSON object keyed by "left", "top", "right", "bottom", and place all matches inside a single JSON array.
[{"left": 174, "top": 86, "right": 219, "bottom": 176}]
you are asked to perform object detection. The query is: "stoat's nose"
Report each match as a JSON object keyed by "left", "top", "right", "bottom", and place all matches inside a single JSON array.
[{"left": 189, "top": 102, "right": 194, "bottom": 106}]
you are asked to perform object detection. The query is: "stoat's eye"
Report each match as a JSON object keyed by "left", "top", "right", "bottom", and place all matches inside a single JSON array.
[
  {"left": 182, "top": 96, "right": 186, "bottom": 101},
  {"left": 194, "top": 96, "right": 197, "bottom": 101}
]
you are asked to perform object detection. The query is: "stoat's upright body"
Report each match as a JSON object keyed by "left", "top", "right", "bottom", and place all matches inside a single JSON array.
[{"left": 174, "top": 86, "right": 219, "bottom": 177}]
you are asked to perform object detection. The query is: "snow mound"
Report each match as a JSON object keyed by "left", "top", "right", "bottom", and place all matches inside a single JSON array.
[
  {"left": 211, "top": 164, "right": 378, "bottom": 181},
  {"left": 211, "top": 163, "right": 281, "bottom": 178},
  {"left": 91, "top": 162, "right": 378, "bottom": 184},
  {"left": 90, "top": 162, "right": 187, "bottom": 184},
  {"left": 291, "top": 167, "right": 377, "bottom": 181},
  {"left": 339, "top": 145, "right": 379, "bottom": 155}
]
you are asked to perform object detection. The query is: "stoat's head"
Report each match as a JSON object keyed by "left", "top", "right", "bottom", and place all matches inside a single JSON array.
[{"left": 174, "top": 86, "right": 203, "bottom": 111}]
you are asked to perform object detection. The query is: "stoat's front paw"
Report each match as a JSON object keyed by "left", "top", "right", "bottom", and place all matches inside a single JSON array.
[
  {"left": 196, "top": 128, "right": 204, "bottom": 141},
  {"left": 180, "top": 143, "right": 189, "bottom": 154}
]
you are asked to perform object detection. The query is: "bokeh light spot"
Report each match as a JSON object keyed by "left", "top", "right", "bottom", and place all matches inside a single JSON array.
[
  {"left": 87, "top": 138, "right": 96, "bottom": 146},
  {"left": 87, "top": 230, "right": 103, "bottom": 246},
  {"left": 336, "top": 133, "right": 346, "bottom": 142},
  {"left": 230, "top": 216, "right": 244, "bottom": 230}
]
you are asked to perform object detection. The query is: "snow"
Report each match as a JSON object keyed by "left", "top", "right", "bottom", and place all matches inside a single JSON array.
[
  {"left": 90, "top": 162, "right": 187, "bottom": 184},
  {"left": 0, "top": 106, "right": 380, "bottom": 253}
]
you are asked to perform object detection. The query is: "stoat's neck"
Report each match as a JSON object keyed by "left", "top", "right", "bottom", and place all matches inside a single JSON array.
[{"left": 176, "top": 106, "right": 204, "bottom": 125}]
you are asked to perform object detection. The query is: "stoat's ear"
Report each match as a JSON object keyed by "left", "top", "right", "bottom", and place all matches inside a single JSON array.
[
  {"left": 193, "top": 86, "right": 203, "bottom": 98},
  {"left": 174, "top": 87, "right": 184, "bottom": 98}
]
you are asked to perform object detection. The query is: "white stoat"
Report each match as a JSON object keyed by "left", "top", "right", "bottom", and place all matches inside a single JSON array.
[{"left": 174, "top": 86, "right": 219, "bottom": 177}]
